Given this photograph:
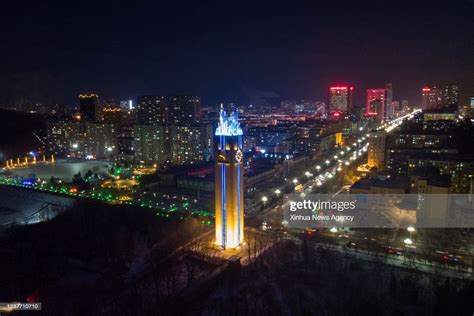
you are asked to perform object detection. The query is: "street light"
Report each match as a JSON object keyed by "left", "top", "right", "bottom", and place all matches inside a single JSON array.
[
  {"left": 315, "top": 165, "right": 321, "bottom": 171},
  {"left": 261, "top": 196, "right": 268, "bottom": 203},
  {"left": 325, "top": 160, "right": 330, "bottom": 165},
  {"left": 330, "top": 227, "right": 338, "bottom": 233},
  {"left": 292, "top": 178, "right": 298, "bottom": 184},
  {"left": 403, "top": 238, "right": 413, "bottom": 262},
  {"left": 407, "top": 226, "right": 415, "bottom": 233},
  {"left": 275, "top": 189, "right": 281, "bottom": 195}
]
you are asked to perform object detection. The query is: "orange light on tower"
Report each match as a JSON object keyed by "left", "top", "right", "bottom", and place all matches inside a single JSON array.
[{"left": 215, "top": 107, "right": 244, "bottom": 249}]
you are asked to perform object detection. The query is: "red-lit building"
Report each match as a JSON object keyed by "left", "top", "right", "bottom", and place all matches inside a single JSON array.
[
  {"left": 328, "top": 85, "right": 353, "bottom": 114},
  {"left": 366, "top": 88, "right": 386, "bottom": 117},
  {"left": 366, "top": 83, "right": 393, "bottom": 121}
]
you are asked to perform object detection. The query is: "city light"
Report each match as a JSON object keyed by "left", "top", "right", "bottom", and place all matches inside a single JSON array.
[
  {"left": 2, "top": 5, "right": 471, "bottom": 315},
  {"left": 215, "top": 106, "right": 243, "bottom": 136}
]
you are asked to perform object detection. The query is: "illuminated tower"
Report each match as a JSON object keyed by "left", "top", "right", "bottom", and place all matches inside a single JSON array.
[{"left": 215, "top": 107, "right": 244, "bottom": 249}]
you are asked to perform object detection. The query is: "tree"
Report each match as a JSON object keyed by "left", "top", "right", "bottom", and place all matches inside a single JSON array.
[{"left": 85, "top": 169, "right": 93, "bottom": 179}]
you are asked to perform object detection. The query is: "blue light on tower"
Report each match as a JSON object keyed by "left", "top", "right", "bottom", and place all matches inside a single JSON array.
[
  {"left": 215, "top": 108, "right": 243, "bottom": 136},
  {"left": 215, "top": 106, "right": 244, "bottom": 249}
]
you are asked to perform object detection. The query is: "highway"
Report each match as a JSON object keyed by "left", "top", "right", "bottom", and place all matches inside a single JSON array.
[{"left": 244, "top": 109, "right": 474, "bottom": 275}]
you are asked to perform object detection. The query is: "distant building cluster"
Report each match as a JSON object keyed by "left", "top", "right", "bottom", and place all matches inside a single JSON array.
[
  {"left": 39, "top": 80, "right": 474, "bottom": 202},
  {"left": 45, "top": 94, "right": 213, "bottom": 165},
  {"left": 420, "top": 83, "right": 459, "bottom": 110},
  {"left": 363, "top": 105, "right": 473, "bottom": 194}
]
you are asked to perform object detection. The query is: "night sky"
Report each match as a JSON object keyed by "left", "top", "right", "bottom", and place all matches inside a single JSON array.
[{"left": 1, "top": 0, "right": 473, "bottom": 107}]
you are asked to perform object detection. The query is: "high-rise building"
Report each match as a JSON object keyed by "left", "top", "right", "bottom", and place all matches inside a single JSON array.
[
  {"left": 102, "top": 107, "right": 125, "bottom": 123},
  {"left": 133, "top": 125, "right": 171, "bottom": 164},
  {"left": 46, "top": 121, "right": 81, "bottom": 155},
  {"left": 167, "top": 95, "right": 201, "bottom": 125},
  {"left": 366, "top": 84, "right": 393, "bottom": 120},
  {"left": 443, "top": 83, "right": 459, "bottom": 106},
  {"left": 215, "top": 108, "right": 244, "bottom": 249},
  {"left": 384, "top": 83, "right": 393, "bottom": 119},
  {"left": 368, "top": 130, "right": 386, "bottom": 169},
  {"left": 83, "top": 122, "right": 118, "bottom": 159},
  {"left": 79, "top": 93, "right": 100, "bottom": 122},
  {"left": 136, "top": 95, "right": 201, "bottom": 125},
  {"left": 120, "top": 99, "right": 134, "bottom": 110},
  {"left": 328, "top": 86, "right": 353, "bottom": 114},
  {"left": 133, "top": 123, "right": 212, "bottom": 165},
  {"left": 136, "top": 96, "right": 167, "bottom": 125},
  {"left": 170, "top": 125, "right": 213, "bottom": 165},
  {"left": 421, "top": 85, "right": 444, "bottom": 109},
  {"left": 366, "top": 88, "right": 386, "bottom": 117}
]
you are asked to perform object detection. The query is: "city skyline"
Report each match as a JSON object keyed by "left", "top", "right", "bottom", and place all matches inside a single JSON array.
[
  {"left": 1, "top": 1, "right": 473, "bottom": 107},
  {"left": 0, "top": 2, "right": 473, "bottom": 315}
]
